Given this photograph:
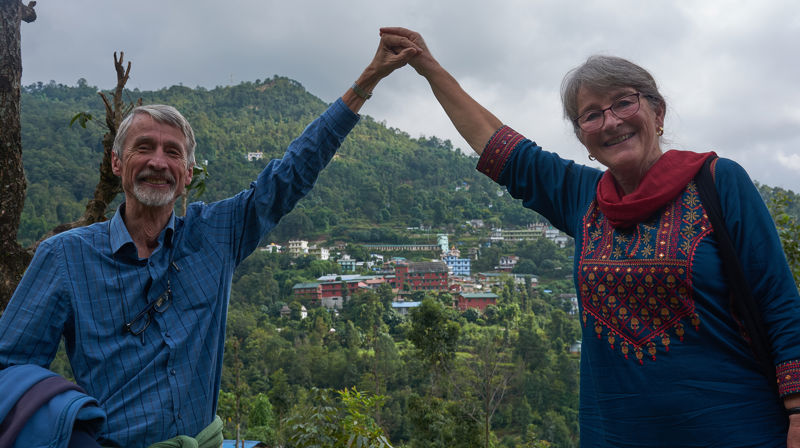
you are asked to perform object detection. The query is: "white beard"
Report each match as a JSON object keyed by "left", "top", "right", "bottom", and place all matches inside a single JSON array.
[
  {"left": 132, "top": 169, "right": 178, "bottom": 207},
  {"left": 132, "top": 182, "right": 177, "bottom": 207}
]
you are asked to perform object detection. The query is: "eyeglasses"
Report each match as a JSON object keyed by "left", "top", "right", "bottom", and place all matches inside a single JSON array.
[
  {"left": 125, "top": 279, "right": 172, "bottom": 337},
  {"left": 574, "top": 92, "right": 641, "bottom": 133}
]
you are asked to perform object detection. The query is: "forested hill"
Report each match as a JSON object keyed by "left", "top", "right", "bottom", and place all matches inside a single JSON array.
[
  {"left": 18, "top": 77, "right": 800, "bottom": 247},
  {"left": 18, "top": 76, "right": 547, "bottom": 246}
]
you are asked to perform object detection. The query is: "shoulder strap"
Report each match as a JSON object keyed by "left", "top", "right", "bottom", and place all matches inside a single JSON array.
[{"left": 694, "top": 156, "right": 778, "bottom": 395}]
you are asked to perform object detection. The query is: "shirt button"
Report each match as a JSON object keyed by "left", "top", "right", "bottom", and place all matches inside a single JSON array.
[
  {"left": 170, "top": 369, "right": 176, "bottom": 376},
  {"left": 149, "top": 261, "right": 154, "bottom": 267}
]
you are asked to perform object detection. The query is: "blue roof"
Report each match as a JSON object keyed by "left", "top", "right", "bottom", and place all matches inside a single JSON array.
[
  {"left": 460, "top": 292, "right": 499, "bottom": 299},
  {"left": 392, "top": 301, "right": 422, "bottom": 308},
  {"left": 222, "top": 441, "right": 262, "bottom": 448}
]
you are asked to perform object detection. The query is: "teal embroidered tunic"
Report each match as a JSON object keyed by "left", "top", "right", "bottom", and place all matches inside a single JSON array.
[{"left": 478, "top": 126, "right": 800, "bottom": 447}]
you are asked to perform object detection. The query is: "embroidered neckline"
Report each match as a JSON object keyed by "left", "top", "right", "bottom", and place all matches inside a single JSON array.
[{"left": 579, "top": 181, "right": 711, "bottom": 364}]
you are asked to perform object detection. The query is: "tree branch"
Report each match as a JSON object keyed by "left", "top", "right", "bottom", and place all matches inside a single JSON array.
[
  {"left": 33, "top": 51, "right": 140, "bottom": 248},
  {"left": 20, "top": 1, "right": 37, "bottom": 23}
]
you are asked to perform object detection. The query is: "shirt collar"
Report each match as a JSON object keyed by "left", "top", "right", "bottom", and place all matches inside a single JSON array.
[{"left": 110, "top": 203, "right": 177, "bottom": 257}]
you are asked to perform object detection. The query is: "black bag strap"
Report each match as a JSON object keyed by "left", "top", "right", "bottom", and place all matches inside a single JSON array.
[{"left": 694, "top": 156, "right": 778, "bottom": 395}]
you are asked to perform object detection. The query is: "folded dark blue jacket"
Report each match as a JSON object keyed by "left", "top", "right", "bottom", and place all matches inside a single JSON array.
[{"left": 0, "top": 364, "right": 106, "bottom": 448}]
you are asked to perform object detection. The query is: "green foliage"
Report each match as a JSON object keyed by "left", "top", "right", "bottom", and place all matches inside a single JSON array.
[
  {"left": 767, "top": 190, "right": 800, "bottom": 289},
  {"left": 283, "top": 388, "right": 339, "bottom": 447},
  {"left": 339, "top": 388, "right": 394, "bottom": 448},
  {"left": 406, "top": 395, "right": 483, "bottom": 448},
  {"left": 69, "top": 111, "right": 93, "bottom": 128},
  {"left": 283, "top": 387, "right": 392, "bottom": 448},
  {"left": 247, "top": 393, "right": 277, "bottom": 444},
  {"left": 188, "top": 162, "right": 209, "bottom": 198},
  {"left": 408, "top": 299, "right": 460, "bottom": 376}
]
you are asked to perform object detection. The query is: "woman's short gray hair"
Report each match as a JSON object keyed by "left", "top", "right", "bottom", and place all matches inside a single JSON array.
[
  {"left": 560, "top": 55, "right": 666, "bottom": 138},
  {"left": 112, "top": 104, "right": 196, "bottom": 167}
]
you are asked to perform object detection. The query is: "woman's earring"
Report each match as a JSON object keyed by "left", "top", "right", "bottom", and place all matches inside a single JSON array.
[
  {"left": 657, "top": 126, "right": 664, "bottom": 136},
  {"left": 588, "top": 154, "right": 596, "bottom": 161}
]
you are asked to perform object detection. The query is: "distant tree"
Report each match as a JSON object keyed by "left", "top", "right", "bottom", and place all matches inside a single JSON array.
[
  {"left": 376, "top": 282, "right": 394, "bottom": 306},
  {"left": 406, "top": 394, "right": 483, "bottom": 448},
  {"left": 462, "top": 307, "right": 482, "bottom": 324},
  {"left": 515, "top": 314, "right": 549, "bottom": 371},
  {"left": 267, "top": 368, "right": 293, "bottom": 428},
  {"left": 271, "top": 210, "right": 313, "bottom": 240},
  {"left": 247, "top": 393, "right": 277, "bottom": 445},
  {"left": 513, "top": 259, "right": 538, "bottom": 275},
  {"left": 768, "top": 191, "right": 800, "bottom": 288},
  {"left": 408, "top": 298, "right": 460, "bottom": 396},
  {"left": 283, "top": 387, "right": 393, "bottom": 448},
  {"left": 288, "top": 301, "right": 304, "bottom": 320},
  {"left": 222, "top": 337, "right": 250, "bottom": 446},
  {"left": 454, "top": 327, "right": 517, "bottom": 448}
]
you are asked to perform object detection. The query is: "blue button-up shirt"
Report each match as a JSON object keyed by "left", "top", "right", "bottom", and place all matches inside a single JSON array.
[{"left": 0, "top": 99, "right": 359, "bottom": 447}]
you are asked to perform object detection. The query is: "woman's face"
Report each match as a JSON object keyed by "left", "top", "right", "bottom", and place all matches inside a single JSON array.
[{"left": 576, "top": 86, "right": 664, "bottom": 178}]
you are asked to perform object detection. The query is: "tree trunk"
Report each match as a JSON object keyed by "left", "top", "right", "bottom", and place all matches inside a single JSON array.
[
  {"left": 1, "top": 0, "right": 134, "bottom": 311},
  {"left": 0, "top": 0, "right": 36, "bottom": 312}
]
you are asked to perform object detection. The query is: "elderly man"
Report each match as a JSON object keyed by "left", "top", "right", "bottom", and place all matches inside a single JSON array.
[{"left": 0, "top": 33, "right": 421, "bottom": 447}]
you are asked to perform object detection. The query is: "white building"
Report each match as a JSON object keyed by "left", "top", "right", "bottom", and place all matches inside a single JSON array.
[
  {"left": 308, "top": 246, "right": 330, "bottom": 260},
  {"left": 437, "top": 234, "right": 449, "bottom": 253},
  {"left": 246, "top": 151, "right": 264, "bottom": 161},
  {"left": 288, "top": 240, "right": 309, "bottom": 256},
  {"left": 260, "top": 243, "right": 282, "bottom": 253}
]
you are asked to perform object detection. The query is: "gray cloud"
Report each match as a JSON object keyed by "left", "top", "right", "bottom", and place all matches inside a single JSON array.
[{"left": 21, "top": 0, "right": 800, "bottom": 192}]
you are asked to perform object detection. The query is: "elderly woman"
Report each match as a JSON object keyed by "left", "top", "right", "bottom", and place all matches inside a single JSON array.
[{"left": 381, "top": 27, "right": 800, "bottom": 447}]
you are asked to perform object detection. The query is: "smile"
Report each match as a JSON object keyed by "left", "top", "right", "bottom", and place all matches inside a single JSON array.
[
  {"left": 605, "top": 133, "right": 634, "bottom": 146},
  {"left": 143, "top": 178, "right": 169, "bottom": 185},
  {"left": 136, "top": 170, "right": 175, "bottom": 186}
]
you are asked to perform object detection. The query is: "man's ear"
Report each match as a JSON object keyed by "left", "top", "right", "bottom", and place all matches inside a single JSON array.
[
  {"left": 185, "top": 163, "right": 194, "bottom": 187},
  {"left": 111, "top": 151, "right": 121, "bottom": 176}
]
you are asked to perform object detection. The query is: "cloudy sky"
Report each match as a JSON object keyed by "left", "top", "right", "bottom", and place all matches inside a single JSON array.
[{"left": 20, "top": 0, "right": 800, "bottom": 192}]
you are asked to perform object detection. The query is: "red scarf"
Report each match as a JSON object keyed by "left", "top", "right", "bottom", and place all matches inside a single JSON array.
[{"left": 596, "top": 150, "right": 716, "bottom": 228}]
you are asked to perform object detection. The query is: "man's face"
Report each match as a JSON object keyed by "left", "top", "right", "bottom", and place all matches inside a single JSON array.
[{"left": 112, "top": 114, "right": 193, "bottom": 209}]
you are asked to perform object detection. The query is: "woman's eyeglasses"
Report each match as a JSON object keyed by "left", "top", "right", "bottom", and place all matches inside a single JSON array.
[{"left": 575, "top": 92, "right": 641, "bottom": 133}]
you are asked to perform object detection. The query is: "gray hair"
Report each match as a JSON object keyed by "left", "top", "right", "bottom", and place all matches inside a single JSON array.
[
  {"left": 560, "top": 55, "right": 666, "bottom": 138},
  {"left": 113, "top": 104, "right": 196, "bottom": 167}
]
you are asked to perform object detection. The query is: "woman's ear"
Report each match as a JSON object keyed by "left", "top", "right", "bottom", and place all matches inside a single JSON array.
[{"left": 655, "top": 102, "right": 666, "bottom": 128}]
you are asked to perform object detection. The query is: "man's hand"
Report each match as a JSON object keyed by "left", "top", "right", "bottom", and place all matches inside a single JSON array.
[
  {"left": 342, "top": 31, "right": 422, "bottom": 113},
  {"left": 368, "top": 32, "right": 423, "bottom": 78},
  {"left": 379, "top": 27, "right": 438, "bottom": 78}
]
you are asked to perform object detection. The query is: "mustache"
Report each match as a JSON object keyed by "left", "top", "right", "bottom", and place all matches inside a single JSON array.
[{"left": 136, "top": 169, "right": 175, "bottom": 185}]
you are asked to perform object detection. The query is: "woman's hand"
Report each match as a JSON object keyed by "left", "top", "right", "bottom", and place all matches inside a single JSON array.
[
  {"left": 789, "top": 414, "right": 800, "bottom": 448},
  {"left": 378, "top": 27, "right": 502, "bottom": 154},
  {"left": 379, "top": 27, "right": 439, "bottom": 78}
]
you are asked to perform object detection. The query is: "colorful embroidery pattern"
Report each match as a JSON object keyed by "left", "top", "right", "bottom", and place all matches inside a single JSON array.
[
  {"left": 777, "top": 359, "right": 800, "bottom": 396},
  {"left": 578, "top": 181, "right": 712, "bottom": 364},
  {"left": 477, "top": 126, "right": 524, "bottom": 181}
]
